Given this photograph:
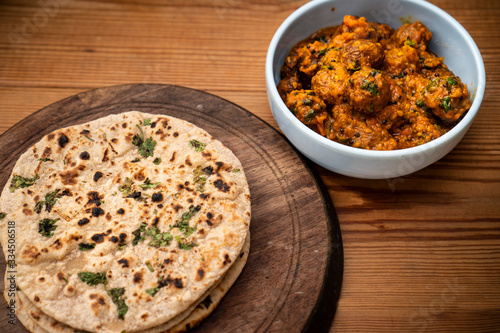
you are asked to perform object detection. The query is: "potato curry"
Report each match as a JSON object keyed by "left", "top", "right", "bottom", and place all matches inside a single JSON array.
[{"left": 278, "top": 15, "right": 471, "bottom": 150}]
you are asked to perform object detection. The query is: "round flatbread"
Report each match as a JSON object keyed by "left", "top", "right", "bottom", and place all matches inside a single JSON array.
[
  {"left": 0, "top": 111, "right": 251, "bottom": 332},
  {"left": 13, "top": 233, "right": 250, "bottom": 333}
]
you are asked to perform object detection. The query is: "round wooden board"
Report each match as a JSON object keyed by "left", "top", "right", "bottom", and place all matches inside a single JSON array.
[{"left": 0, "top": 84, "right": 343, "bottom": 333}]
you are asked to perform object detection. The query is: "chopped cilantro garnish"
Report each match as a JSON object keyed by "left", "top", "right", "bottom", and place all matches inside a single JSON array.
[
  {"left": 132, "top": 223, "right": 172, "bottom": 247},
  {"left": 138, "top": 178, "right": 160, "bottom": 189},
  {"left": 78, "top": 271, "right": 128, "bottom": 320},
  {"left": 189, "top": 140, "right": 206, "bottom": 152},
  {"left": 139, "top": 137, "right": 156, "bottom": 158},
  {"left": 153, "top": 157, "right": 161, "bottom": 165},
  {"left": 350, "top": 59, "right": 361, "bottom": 71},
  {"left": 145, "top": 226, "right": 173, "bottom": 247},
  {"left": 34, "top": 189, "right": 67, "bottom": 213},
  {"left": 145, "top": 287, "right": 159, "bottom": 297},
  {"left": 446, "top": 77, "right": 458, "bottom": 91},
  {"left": 146, "top": 261, "right": 154, "bottom": 272},
  {"left": 175, "top": 235, "right": 197, "bottom": 250},
  {"left": 146, "top": 276, "right": 168, "bottom": 297},
  {"left": 132, "top": 222, "right": 148, "bottom": 246},
  {"left": 303, "top": 109, "right": 316, "bottom": 123},
  {"left": 79, "top": 243, "right": 96, "bottom": 251},
  {"left": 416, "top": 99, "right": 425, "bottom": 107},
  {"left": 317, "top": 47, "right": 329, "bottom": 56},
  {"left": 446, "top": 77, "right": 458, "bottom": 86},
  {"left": 0, "top": 212, "right": 6, "bottom": 220},
  {"left": 232, "top": 168, "right": 241, "bottom": 173},
  {"left": 143, "top": 118, "right": 151, "bottom": 126},
  {"left": 193, "top": 166, "right": 207, "bottom": 192},
  {"left": 438, "top": 96, "right": 452, "bottom": 112},
  {"left": 132, "top": 123, "right": 157, "bottom": 157},
  {"left": 405, "top": 37, "right": 416, "bottom": 47},
  {"left": 361, "top": 80, "right": 380, "bottom": 95},
  {"left": 78, "top": 272, "right": 107, "bottom": 286},
  {"left": 118, "top": 178, "right": 134, "bottom": 197},
  {"left": 131, "top": 158, "right": 140, "bottom": 163},
  {"left": 37, "top": 158, "right": 53, "bottom": 162},
  {"left": 107, "top": 287, "right": 128, "bottom": 320},
  {"left": 132, "top": 129, "right": 143, "bottom": 146},
  {"left": 171, "top": 205, "right": 200, "bottom": 237},
  {"left": 422, "top": 79, "right": 437, "bottom": 94},
  {"left": 38, "top": 218, "right": 59, "bottom": 237},
  {"left": 10, "top": 174, "right": 39, "bottom": 192},
  {"left": 84, "top": 135, "right": 95, "bottom": 142}
]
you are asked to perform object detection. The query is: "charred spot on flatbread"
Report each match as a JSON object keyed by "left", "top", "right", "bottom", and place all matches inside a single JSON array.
[
  {"left": 41, "top": 146, "right": 52, "bottom": 159},
  {"left": 78, "top": 218, "right": 90, "bottom": 226},
  {"left": 118, "top": 258, "right": 129, "bottom": 268},
  {"left": 174, "top": 278, "right": 183, "bottom": 288},
  {"left": 21, "top": 245, "right": 41, "bottom": 262},
  {"left": 222, "top": 254, "right": 232, "bottom": 266},
  {"left": 133, "top": 271, "right": 143, "bottom": 283},
  {"left": 80, "top": 151, "right": 90, "bottom": 160},
  {"left": 93, "top": 171, "right": 103, "bottom": 182},
  {"left": 152, "top": 217, "right": 160, "bottom": 226},
  {"left": 213, "top": 179, "right": 230, "bottom": 192},
  {"left": 91, "top": 231, "right": 110, "bottom": 243},
  {"left": 151, "top": 192, "right": 163, "bottom": 202},
  {"left": 102, "top": 148, "right": 110, "bottom": 162},
  {"left": 92, "top": 207, "right": 105, "bottom": 217},
  {"left": 60, "top": 168, "right": 81, "bottom": 185},
  {"left": 196, "top": 269, "right": 204, "bottom": 281},
  {"left": 87, "top": 191, "right": 102, "bottom": 206},
  {"left": 58, "top": 134, "right": 69, "bottom": 148}
]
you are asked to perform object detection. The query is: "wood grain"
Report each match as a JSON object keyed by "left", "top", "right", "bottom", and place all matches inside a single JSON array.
[
  {"left": 0, "top": 0, "right": 499, "bottom": 332},
  {"left": 0, "top": 84, "right": 343, "bottom": 332}
]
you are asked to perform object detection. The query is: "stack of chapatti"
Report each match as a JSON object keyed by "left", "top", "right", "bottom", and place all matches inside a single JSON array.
[{"left": 0, "top": 111, "right": 251, "bottom": 332}]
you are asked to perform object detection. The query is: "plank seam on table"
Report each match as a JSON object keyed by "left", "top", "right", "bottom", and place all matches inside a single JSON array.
[{"left": 0, "top": 84, "right": 266, "bottom": 93}]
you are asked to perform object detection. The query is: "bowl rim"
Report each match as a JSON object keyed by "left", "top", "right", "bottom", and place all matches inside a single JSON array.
[{"left": 265, "top": 0, "right": 486, "bottom": 158}]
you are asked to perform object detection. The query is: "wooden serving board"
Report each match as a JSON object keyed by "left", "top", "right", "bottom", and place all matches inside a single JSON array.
[{"left": 0, "top": 84, "right": 343, "bottom": 333}]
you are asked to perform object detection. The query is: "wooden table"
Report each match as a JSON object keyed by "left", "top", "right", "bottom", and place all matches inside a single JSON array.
[{"left": 1, "top": 0, "right": 499, "bottom": 332}]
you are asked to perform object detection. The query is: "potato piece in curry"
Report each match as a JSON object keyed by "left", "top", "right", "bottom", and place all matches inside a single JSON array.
[{"left": 278, "top": 15, "right": 471, "bottom": 150}]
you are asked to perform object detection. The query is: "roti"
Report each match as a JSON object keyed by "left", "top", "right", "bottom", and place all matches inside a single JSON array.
[
  {"left": 0, "top": 111, "right": 251, "bottom": 332},
  {"left": 13, "top": 233, "right": 250, "bottom": 333}
]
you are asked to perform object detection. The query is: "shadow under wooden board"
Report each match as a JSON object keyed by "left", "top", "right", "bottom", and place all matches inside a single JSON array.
[{"left": 0, "top": 84, "right": 343, "bottom": 333}]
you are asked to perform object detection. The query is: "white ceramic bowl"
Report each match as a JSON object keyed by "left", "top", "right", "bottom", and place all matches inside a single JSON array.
[{"left": 266, "top": 0, "right": 485, "bottom": 179}]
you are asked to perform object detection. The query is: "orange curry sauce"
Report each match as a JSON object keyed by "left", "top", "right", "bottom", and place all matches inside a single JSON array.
[{"left": 278, "top": 15, "right": 471, "bottom": 150}]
